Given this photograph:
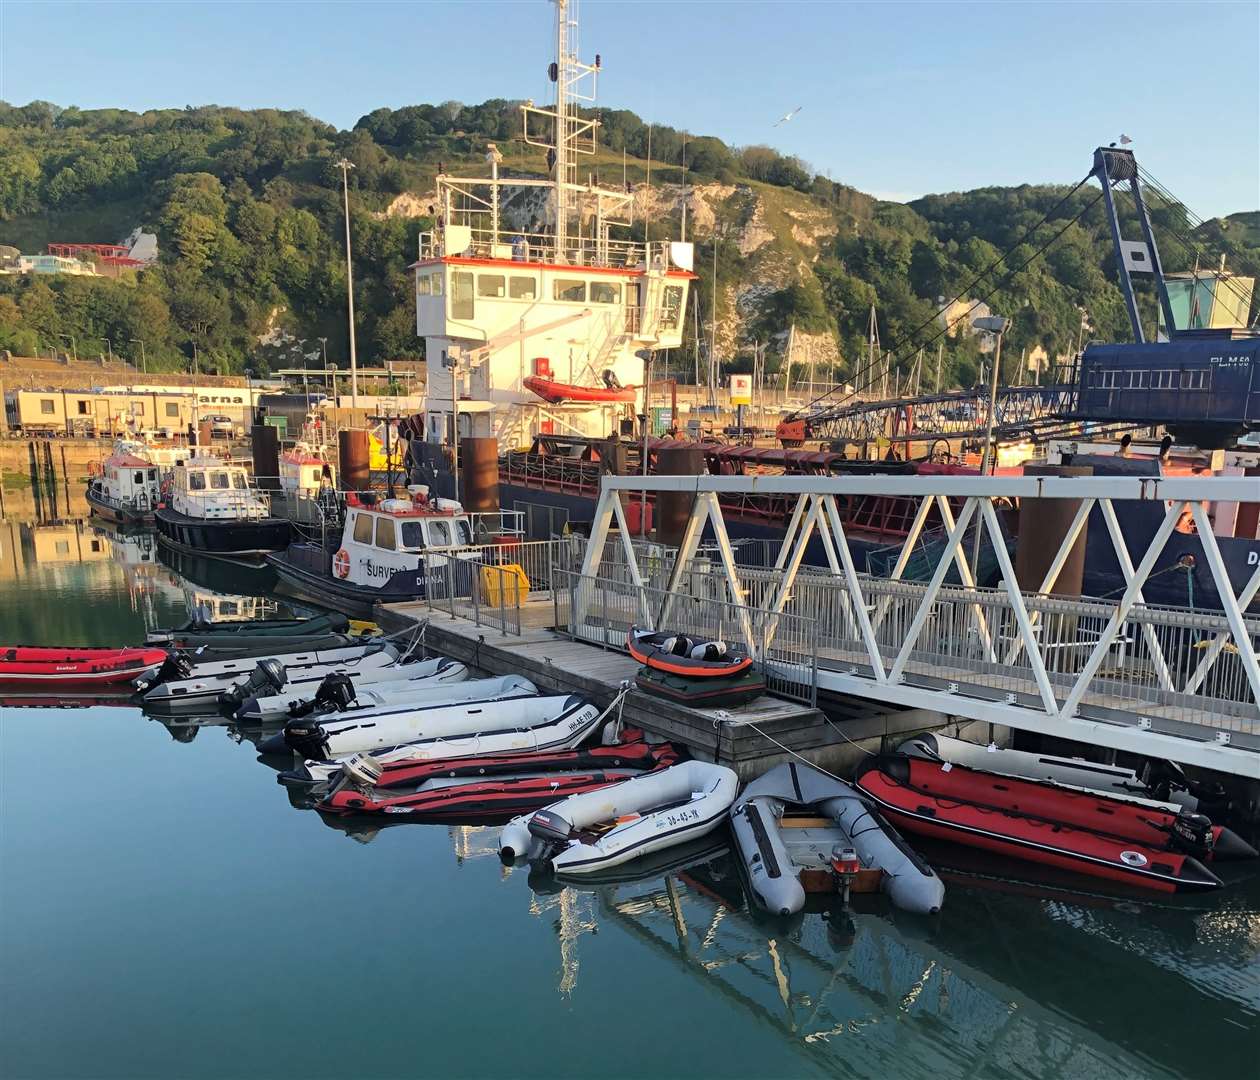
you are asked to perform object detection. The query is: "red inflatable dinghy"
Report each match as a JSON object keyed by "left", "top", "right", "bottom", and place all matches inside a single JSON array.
[
  {"left": 523, "top": 376, "right": 637, "bottom": 404},
  {"left": 853, "top": 755, "right": 1252, "bottom": 893},
  {"left": 0, "top": 646, "right": 168, "bottom": 686},
  {"left": 319, "top": 735, "right": 679, "bottom": 821}
]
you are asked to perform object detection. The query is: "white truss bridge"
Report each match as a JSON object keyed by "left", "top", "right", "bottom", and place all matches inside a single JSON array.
[{"left": 573, "top": 473, "right": 1260, "bottom": 778}]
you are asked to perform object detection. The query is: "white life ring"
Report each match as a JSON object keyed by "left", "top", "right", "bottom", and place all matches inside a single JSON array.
[{"left": 333, "top": 548, "right": 351, "bottom": 579}]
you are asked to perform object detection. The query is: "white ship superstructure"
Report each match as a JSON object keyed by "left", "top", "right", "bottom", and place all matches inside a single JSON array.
[{"left": 413, "top": 0, "right": 694, "bottom": 448}]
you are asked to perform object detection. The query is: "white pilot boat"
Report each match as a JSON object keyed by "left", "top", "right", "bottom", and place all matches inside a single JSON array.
[{"left": 154, "top": 455, "right": 291, "bottom": 559}]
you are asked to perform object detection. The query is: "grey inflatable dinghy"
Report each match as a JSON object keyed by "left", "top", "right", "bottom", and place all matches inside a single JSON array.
[{"left": 730, "top": 760, "right": 944, "bottom": 916}]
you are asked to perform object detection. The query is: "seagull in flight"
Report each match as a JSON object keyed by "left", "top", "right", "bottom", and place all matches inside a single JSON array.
[{"left": 773, "top": 106, "right": 803, "bottom": 127}]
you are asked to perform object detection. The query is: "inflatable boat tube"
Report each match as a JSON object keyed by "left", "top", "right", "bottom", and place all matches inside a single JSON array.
[
  {"left": 627, "top": 627, "right": 753, "bottom": 678},
  {"left": 499, "top": 760, "right": 738, "bottom": 873},
  {"left": 854, "top": 756, "right": 1244, "bottom": 893},
  {"left": 288, "top": 695, "right": 605, "bottom": 784},
  {"left": 240, "top": 660, "right": 482, "bottom": 725},
  {"left": 899, "top": 733, "right": 1224, "bottom": 814},
  {"left": 0, "top": 646, "right": 168, "bottom": 687},
  {"left": 139, "top": 643, "right": 400, "bottom": 712},
  {"left": 730, "top": 761, "right": 944, "bottom": 916}
]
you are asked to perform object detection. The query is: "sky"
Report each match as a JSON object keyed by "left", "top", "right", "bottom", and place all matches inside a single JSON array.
[{"left": 1, "top": 0, "right": 1257, "bottom": 218}]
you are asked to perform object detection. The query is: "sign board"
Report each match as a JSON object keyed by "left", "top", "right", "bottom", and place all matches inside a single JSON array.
[{"left": 729, "top": 374, "right": 753, "bottom": 406}]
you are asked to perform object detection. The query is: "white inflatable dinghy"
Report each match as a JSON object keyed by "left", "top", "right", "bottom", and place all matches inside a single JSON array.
[
  {"left": 287, "top": 695, "right": 604, "bottom": 784},
  {"left": 730, "top": 760, "right": 944, "bottom": 916},
  {"left": 140, "top": 643, "right": 401, "bottom": 712},
  {"left": 236, "top": 659, "right": 482, "bottom": 723},
  {"left": 499, "top": 760, "right": 738, "bottom": 874}
]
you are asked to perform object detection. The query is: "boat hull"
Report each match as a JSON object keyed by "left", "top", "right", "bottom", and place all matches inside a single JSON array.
[
  {"left": 85, "top": 485, "right": 153, "bottom": 526},
  {"left": 0, "top": 646, "right": 167, "bottom": 687},
  {"left": 266, "top": 543, "right": 433, "bottom": 617},
  {"left": 155, "top": 507, "right": 291, "bottom": 559}
]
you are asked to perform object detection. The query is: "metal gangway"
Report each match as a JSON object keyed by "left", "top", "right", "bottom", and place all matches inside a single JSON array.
[{"left": 575, "top": 473, "right": 1260, "bottom": 777}]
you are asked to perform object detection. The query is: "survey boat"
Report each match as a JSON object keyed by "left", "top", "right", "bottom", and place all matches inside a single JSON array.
[
  {"left": 0, "top": 646, "right": 167, "bottom": 687},
  {"left": 853, "top": 756, "right": 1252, "bottom": 893},
  {"left": 283, "top": 695, "right": 606, "bottom": 785},
  {"left": 730, "top": 761, "right": 944, "bottom": 916},
  {"left": 499, "top": 759, "right": 739, "bottom": 874},
  {"left": 266, "top": 489, "right": 515, "bottom": 617},
  {"left": 155, "top": 456, "right": 291, "bottom": 559},
  {"left": 85, "top": 451, "right": 162, "bottom": 525},
  {"left": 318, "top": 734, "right": 679, "bottom": 821}
]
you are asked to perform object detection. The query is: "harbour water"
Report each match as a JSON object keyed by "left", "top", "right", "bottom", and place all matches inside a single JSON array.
[{"left": 1, "top": 510, "right": 1258, "bottom": 1079}]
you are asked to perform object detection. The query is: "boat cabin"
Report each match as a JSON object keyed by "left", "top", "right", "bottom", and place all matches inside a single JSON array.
[
  {"left": 91, "top": 452, "right": 161, "bottom": 513},
  {"left": 169, "top": 456, "right": 269, "bottom": 520},
  {"left": 280, "top": 447, "right": 335, "bottom": 497},
  {"left": 333, "top": 491, "right": 477, "bottom": 588}
]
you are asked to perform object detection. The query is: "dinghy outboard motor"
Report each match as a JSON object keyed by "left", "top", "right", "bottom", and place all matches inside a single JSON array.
[
  {"left": 286, "top": 672, "right": 357, "bottom": 718},
  {"left": 1168, "top": 811, "right": 1214, "bottom": 858},
  {"left": 527, "top": 808, "right": 574, "bottom": 847},
  {"left": 283, "top": 717, "right": 331, "bottom": 760},
  {"left": 145, "top": 651, "right": 194, "bottom": 688},
  {"left": 220, "top": 658, "right": 288, "bottom": 711}
]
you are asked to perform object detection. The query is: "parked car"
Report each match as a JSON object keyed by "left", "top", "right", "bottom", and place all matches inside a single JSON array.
[{"left": 201, "top": 415, "right": 235, "bottom": 437}]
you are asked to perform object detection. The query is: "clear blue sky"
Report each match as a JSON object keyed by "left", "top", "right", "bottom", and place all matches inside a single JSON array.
[{"left": 2, "top": 0, "right": 1257, "bottom": 218}]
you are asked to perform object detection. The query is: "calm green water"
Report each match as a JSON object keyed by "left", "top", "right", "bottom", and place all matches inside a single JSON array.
[{"left": 2, "top": 517, "right": 1258, "bottom": 1079}]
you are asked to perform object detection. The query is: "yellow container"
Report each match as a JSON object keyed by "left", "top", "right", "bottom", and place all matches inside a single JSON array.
[{"left": 480, "top": 563, "right": 530, "bottom": 607}]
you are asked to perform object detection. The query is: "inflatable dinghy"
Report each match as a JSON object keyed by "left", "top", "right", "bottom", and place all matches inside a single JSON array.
[
  {"left": 500, "top": 759, "right": 738, "bottom": 874},
  {"left": 731, "top": 761, "right": 944, "bottom": 916},
  {"left": 900, "top": 733, "right": 1226, "bottom": 815},
  {"left": 146, "top": 613, "right": 349, "bottom": 646},
  {"left": 318, "top": 736, "right": 679, "bottom": 821},
  {"left": 627, "top": 628, "right": 753, "bottom": 678},
  {"left": 0, "top": 646, "right": 168, "bottom": 687},
  {"left": 635, "top": 664, "right": 765, "bottom": 708},
  {"left": 854, "top": 756, "right": 1253, "bottom": 893},
  {"left": 236, "top": 659, "right": 479, "bottom": 723},
  {"left": 139, "top": 643, "right": 400, "bottom": 712},
  {"left": 283, "top": 695, "right": 605, "bottom": 785}
]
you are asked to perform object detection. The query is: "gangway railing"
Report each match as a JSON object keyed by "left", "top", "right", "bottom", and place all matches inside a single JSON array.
[{"left": 575, "top": 472, "right": 1260, "bottom": 774}]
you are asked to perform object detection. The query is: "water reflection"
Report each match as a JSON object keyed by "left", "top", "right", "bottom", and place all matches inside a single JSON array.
[{"left": 1, "top": 510, "right": 1257, "bottom": 1080}]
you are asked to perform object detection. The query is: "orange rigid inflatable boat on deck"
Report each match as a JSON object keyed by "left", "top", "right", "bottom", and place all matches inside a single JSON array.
[
  {"left": 627, "top": 628, "right": 754, "bottom": 678},
  {"left": 0, "top": 646, "right": 168, "bottom": 686},
  {"left": 522, "top": 375, "right": 638, "bottom": 404}
]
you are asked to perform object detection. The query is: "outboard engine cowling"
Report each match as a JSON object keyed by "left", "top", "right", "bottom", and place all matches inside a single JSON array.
[
  {"left": 528, "top": 808, "right": 574, "bottom": 845},
  {"left": 1169, "top": 811, "right": 1214, "bottom": 857},
  {"left": 149, "top": 651, "right": 194, "bottom": 686},
  {"left": 339, "top": 752, "right": 384, "bottom": 789},
  {"left": 220, "top": 658, "right": 288, "bottom": 709},
  {"left": 284, "top": 717, "right": 331, "bottom": 760}
]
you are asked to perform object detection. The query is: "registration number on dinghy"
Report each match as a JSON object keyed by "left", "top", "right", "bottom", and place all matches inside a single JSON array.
[{"left": 656, "top": 807, "right": 702, "bottom": 830}]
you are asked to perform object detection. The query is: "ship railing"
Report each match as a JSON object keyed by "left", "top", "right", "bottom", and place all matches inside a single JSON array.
[
  {"left": 174, "top": 487, "right": 274, "bottom": 517},
  {"left": 553, "top": 568, "right": 818, "bottom": 705},
  {"left": 418, "top": 227, "right": 672, "bottom": 273}
]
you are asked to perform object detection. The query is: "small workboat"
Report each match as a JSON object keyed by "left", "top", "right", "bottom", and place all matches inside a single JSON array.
[
  {"left": 730, "top": 761, "right": 944, "bottom": 916},
  {"left": 853, "top": 756, "right": 1253, "bottom": 893},
  {"left": 138, "top": 642, "right": 401, "bottom": 713},
  {"left": 85, "top": 451, "right": 162, "bottom": 525},
  {"left": 155, "top": 456, "right": 291, "bottom": 559},
  {"left": 899, "top": 733, "right": 1227, "bottom": 815},
  {"left": 0, "top": 646, "right": 168, "bottom": 687},
  {"left": 499, "top": 759, "right": 739, "bottom": 874},
  {"left": 522, "top": 375, "right": 637, "bottom": 404},
  {"left": 634, "top": 664, "right": 766, "bottom": 708},
  {"left": 318, "top": 735, "right": 680, "bottom": 821},
  {"left": 282, "top": 695, "right": 606, "bottom": 785},
  {"left": 240, "top": 665, "right": 498, "bottom": 725},
  {"left": 627, "top": 628, "right": 754, "bottom": 677}
]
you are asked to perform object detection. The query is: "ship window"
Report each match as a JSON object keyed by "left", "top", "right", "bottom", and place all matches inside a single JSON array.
[
  {"left": 659, "top": 285, "right": 685, "bottom": 330},
  {"left": 40, "top": 398, "right": 55, "bottom": 415},
  {"left": 478, "top": 274, "right": 506, "bottom": 298},
  {"left": 426, "top": 519, "right": 453, "bottom": 547},
  {"left": 232, "top": 472, "right": 248, "bottom": 489},
  {"left": 353, "top": 512, "right": 374, "bottom": 544},
  {"left": 148, "top": 469, "right": 157, "bottom": 481},
  {"left": 431, "top": 274, "right": 443, "bottom": 297},
  {"left": 133, "top": 471, "right": 145, "bottom": 484},
  {"left": 451, "top": 272, "right": 474, "bottom": 319},
  {"left": 590, "top": 281, "right": 621, "bottom": 304},
  {"left": 165, "top": 402, "right": 180, "bottom": 418},
  {"left": 554, "top": 279, "right": 586, "bottom": 302},
  {"left": 417, "top": 274, "right": 431, "bottom": 296},
  {"left": 509, "top": 275, "right": 537, "bottom": 300},
  {"left": 189, "top": 472, "right": 207, "bottom": 491},
  {"left": 400, "top": 521, "right": 426, "bottom": 549},
  {"left": 454, "top": 519, "right": 472, "bottom": 545},
  {"left": 210, "top": 471, "right": 230, "bottom": 489},
  {"left": 375, "top": 517, "right": 397, "bottom": 551}
]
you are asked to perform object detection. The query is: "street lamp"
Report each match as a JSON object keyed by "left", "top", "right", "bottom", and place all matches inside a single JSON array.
[
  {"left": 58, "top": 333, "right": 77, "bottom": 362},
  {"left": 335, "top": 157, "right": 359, "bottom": 414},
  {"left": 318, "top": 337, "right": 328, "bottom": 365},
  {"left": 102, "top": 337, "right": 113, "bottom": 364},
  {"left": 129, "top": 337, "right": 146, "bottom": 374},
  {"left": 973, "top": 315, "right": 1010, "bottom": 477}
]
